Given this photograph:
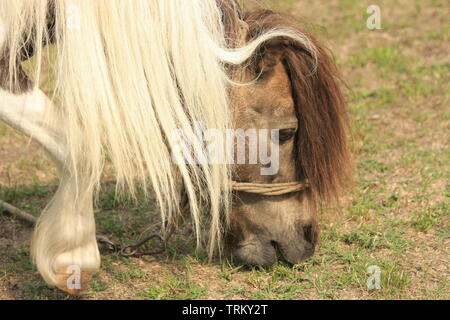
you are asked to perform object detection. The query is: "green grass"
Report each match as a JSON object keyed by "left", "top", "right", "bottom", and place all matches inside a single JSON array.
[
  {"left": 1, "top": 0, "right": 449, "bottom": 300},
  {"left": 410, "top": 203, "right": 449, "bottom": 233},
  {"left": 137, "top": 275, "right": 208, "bottom": 300},
  {"left": 0, "top": 183, "right": 53, "bottom": 216}
]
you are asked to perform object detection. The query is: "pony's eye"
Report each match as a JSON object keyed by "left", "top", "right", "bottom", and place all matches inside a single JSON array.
[{"left": 278, "top": 128, "right": 297, "bottom": 142}]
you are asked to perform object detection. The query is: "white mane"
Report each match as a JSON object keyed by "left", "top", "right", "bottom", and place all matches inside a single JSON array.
[{"left": 0, "top": 0, "right": 316, "bottom": 288}]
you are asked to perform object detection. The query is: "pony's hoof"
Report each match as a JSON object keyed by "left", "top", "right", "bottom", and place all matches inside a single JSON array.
[{"left": 56, "top": 267, "right": 92, "bottom": 296}]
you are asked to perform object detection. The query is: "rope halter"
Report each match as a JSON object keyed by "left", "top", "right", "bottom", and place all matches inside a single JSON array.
[{"left": 231, "top": 180, "right": 310, "bottom": 196}]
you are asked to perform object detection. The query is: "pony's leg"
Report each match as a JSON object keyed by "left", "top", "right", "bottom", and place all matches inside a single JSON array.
[
  {"left": 33, "top": 171, "right": 100, "bottom": 295},
  {"left": 0, "top": 86, "right": 100, "bottom": 295},
  {"left": 1, "top": 15, "right": 98, "bottom": 291},
  {"left": 0, "top": 87, "right": 65, "bottom": 163}
]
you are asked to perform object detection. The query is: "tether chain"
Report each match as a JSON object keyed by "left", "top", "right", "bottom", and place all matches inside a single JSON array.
[
  {"left": 97, "top": 233, "right": 166, "bottom": 257},
  {"left": 96, "top": 180, "right": 311, "bottom": 255},
  {"left": 231, "top": 180, "right": 310, "bottom": 196},
  {"left": 2, "top": 180, "right": 310, "bottom": 259}
]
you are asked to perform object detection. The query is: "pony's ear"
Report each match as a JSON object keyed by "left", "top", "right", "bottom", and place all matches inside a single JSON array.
[
  {"left": 246, "top": 46, "right": 285, "bottom": 81},
  {"left": 245, "top": 10, "right": 352, "bottom": 201}
]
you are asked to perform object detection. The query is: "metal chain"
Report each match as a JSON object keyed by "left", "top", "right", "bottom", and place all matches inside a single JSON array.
[
  {"left": 97, "top": 233, "right": 167, "bottom": 257},
  {"left": 2, "top": 179, "right": 309, "bottom": 258}
]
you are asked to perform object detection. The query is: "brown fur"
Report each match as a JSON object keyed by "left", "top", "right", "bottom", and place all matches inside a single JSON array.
[
  {"left": 244, "top": 10, "right": 353, "bottom": 202},
  {"left": 218, "top": 0, "right": 245, "bottom": 47},
  {"left": 177, "top": 8, "right": 351, "bottom": 265},
  {"left": 228, "top": 56, "right": 320, "bottom": 265}
]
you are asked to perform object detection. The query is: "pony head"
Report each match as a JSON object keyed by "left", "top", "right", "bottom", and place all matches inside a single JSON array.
[{"left": 226, "top": 10, "right": 352, "bottom": 266}]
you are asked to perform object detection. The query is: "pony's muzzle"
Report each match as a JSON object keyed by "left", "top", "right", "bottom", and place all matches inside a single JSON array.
[
  {"left": 228, "top": 221, "right": 320, "bottom": 267},
  {"left": 232, "top": 239, "right": 278, "bottom": 267}
]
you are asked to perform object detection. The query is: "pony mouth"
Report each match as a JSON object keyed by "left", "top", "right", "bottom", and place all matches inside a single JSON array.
[
  {"left": 232, "top": 240, "right": 277, "bottom": 267},
  {"left": 232, "top": 239, "right": 312, "bottom": 267},
  {"left": 272, "top": 240, "right": 316, "bottom": 265},
  {"left": 270, "top": 240, "right": 287, "bottom": 263}
]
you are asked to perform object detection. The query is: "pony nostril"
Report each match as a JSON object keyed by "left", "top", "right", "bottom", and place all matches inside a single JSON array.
[
  {"left": 270, "top": 240, "right": 283, "bottom": 257},
  {"left": 270, "top": 240, "right": 278, "bottom": 251},
  {"left": 303, "top": 225, "right": 314, "bottom": 244}
]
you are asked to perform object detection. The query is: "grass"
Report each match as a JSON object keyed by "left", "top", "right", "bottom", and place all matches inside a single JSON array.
[
  {"left": 0, "top": 0, "right": 449, "bottom": 300},
  {"left": 137, "top": 275, "right": 208, "bottom": 300},
  {"left": 410, "top": 203, "right": 449, "bottom": 233}
]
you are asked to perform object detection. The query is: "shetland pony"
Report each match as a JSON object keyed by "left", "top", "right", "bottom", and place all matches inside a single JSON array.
[
  {"left": 227, "top": 10, "right": 351, "bottom": 266},
  {"left": 0, "top": 0, "right": 325, "bottom": 293}
]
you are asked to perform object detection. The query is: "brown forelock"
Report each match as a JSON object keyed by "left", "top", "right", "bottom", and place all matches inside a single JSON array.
[{"left": 244, "top": 10, "right": 353, "bottom": 202}]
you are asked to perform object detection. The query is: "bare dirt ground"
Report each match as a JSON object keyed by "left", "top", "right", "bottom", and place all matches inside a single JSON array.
[{"left": 0, "top": 0, "right": 448, "bottom": 300}]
